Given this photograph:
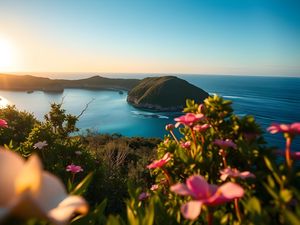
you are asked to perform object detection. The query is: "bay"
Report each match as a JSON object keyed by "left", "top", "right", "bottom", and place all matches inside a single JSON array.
[{"left": 0, "top": 74, "right": 299, "bottom": 150}]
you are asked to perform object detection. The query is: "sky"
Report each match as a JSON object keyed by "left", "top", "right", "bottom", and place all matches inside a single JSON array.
[{"left": 0, "top": 0, "right": 299, "bottom": 76}]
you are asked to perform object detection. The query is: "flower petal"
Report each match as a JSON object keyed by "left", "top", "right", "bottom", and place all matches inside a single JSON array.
[
  {"left": 0, "top": 149, "right": 24, "bottom": 206},
  {"left": 47, "top": 196, "right": 89, "bottom": 225},
  {"left": 34, "top": 172, "right": 68, "bottom": 213},
  {"left": 170, "top": 183, "right": 191, "bottom": 196},
  {"left": 218, "top": 182, "right": 244, "bottom": 199},
  {"left": 186, "top": 175, "right": 210, "bottom": 199},
  {"left": 180, "top": 200, "right": 202, "bottom": 220},
  {"left": 15, "top": 155, "right": 42, "bottom": 195}
]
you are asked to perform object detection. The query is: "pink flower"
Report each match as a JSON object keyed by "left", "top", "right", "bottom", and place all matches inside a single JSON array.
[
  {"left": 214, "top": 139, "right": 237, "bottom": 149},
  {"left": 0, "top": 119, "right": 8, "bottom": 128},
  {"left": 220, "top": 168, "right": 255, "bottom": 181},
  {"left": 175, "top": 113, "right": 205, "bottom": 128},
  {"left": 198, "top": 104, "right": 204, "bottom": 113},
  {"left": 165, "top": 124, "right": 174, "bottom": 131},
  {"left": 33, "top": 141, "right": 48, "bottom": 150},
  {"left": 66, "top": 164, "right": 83, "bottom": 174},
  {"left": 147, "top": 152, "right": 171, "bottom": 169},
  {"left": 275, "top": 150, "right": 300, "bottom": 160},
  {"left": 267, "top": 123, "right": 300, "bottom": 136},
  {"left": 171, "top": 175, "right": 244, "bottom": 220},
  {"left": 193, "top": 124, "right": 210, "bottom": 132},
  {"left": 150, "top": 184, "right": 159, "bottom": 191},
  {"left": 138, "top": 192, "right": 150, "bottom": 201},
  {"left": 181, "top": 141, "right": 191, "bottom": 149}
]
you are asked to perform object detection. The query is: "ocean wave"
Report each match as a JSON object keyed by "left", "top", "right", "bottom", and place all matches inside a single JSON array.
[
  {"left": 131, "top": 111, "right": 169, "bottom": 119},
  {"left": 223, "top": 95, "right": 247, "bottom": 100}
]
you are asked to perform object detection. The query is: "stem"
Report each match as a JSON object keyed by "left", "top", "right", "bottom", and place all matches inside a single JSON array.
[
  {"left": 71, "top": 173, "right": 75, "bottom": 184},
  {"left": 170, "top": 130, "right": 179, "bottom": 144},
  {"left": 234, "top": 198, "right": 242, "bottom": 221},
  {"left": 190, "top": 127, "right": 198, "bottom": 156},
  {"left": 201, "top": 134, "right": 205, "bottom": 145},
  {"left": 207, "top": 210, "right": 213, "bottom": 225},
  {"left": 285, "top": 137, "right": 292, "bottom": 168},
  {"left": 222, "top": 156, "right": 227, "bottom": 168},
  {"left": 162, "top": 168, "right": 171, "bottom": 185}
]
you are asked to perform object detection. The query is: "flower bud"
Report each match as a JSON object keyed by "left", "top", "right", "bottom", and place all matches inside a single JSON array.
[{"left": 165, "top": 124, "right": 174, "bottom": 131}]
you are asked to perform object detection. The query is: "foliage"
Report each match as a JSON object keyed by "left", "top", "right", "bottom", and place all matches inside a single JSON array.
[
  {"left": 0, "top": 95, "right": 299, "bottom": 225},
  {"left": 0, "top": 105, "right": 38, "bottom": 146}
]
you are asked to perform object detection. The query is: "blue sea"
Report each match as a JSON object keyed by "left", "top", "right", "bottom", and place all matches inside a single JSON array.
[{"left": 0, "top": 74, "right": 299, "bottom": 150}]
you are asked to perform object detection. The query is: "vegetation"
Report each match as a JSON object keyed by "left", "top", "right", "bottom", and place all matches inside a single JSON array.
[
  {"left": 0, "top": 95, "right": 299, "bottom": 225},
  {"left": 127, "top": 76, "right": 209, "bottom": 111},
  {"left": 0, "top": 74, "right": 139, "bottom": 92}
]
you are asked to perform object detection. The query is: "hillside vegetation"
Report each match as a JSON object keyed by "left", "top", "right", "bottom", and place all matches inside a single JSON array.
[
  {"left": 127, "top": 76, "right": 209, "bottom": 111},
  {"left": 0, "top": 74, "right": 139, "bottom": 92}
]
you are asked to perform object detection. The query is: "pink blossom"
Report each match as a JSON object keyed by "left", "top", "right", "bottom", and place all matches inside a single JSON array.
[
  {"left": 170, "top": 175, "right": 244, "bottom": 220},
  {"left": 138, "top": 192, "right": 150, "bottom": 201},
  {"left": 220, "top": 168, "right": 255, "bottom": 181},
  {"left": 267, "top": 123, "right": 300, "bottom": 136},
  {"left": 214, "top": 139, "right": 237, "bottom": 149},
  {"left": 0, "top": 119, "right": 8, "bottom": 128},
  {"left": 66, "top": 164, "right": 83, "bottom": 174},
  {"left": 174, "top": 113, "right": 205, "bottom": 128},
  {"left": 198, "top": 104, "right": 204, "bottom": 113},
  {"left": 193, "top": 124, "right": 210, "bottom": 132},
  {"left": 150, "top": 184, "right": 159, "bottom": 191},
  {"left": 165, "top": 124, "right": 174, "bottom": 131},
  {"left": 33, "top": 141, "right": 48, "bottom": 150},
  {"left": 181, "top": 141, "right": 191, "bottom": 149},
  {"left": 275, "top": 150, "right": 300, "bottom": 160},
  {"left": 147, "top": 153, "right": 171, "bottom": 169}
]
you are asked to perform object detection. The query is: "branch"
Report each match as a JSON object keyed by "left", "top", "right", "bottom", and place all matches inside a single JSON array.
[{"left": 77, "top": 98, "right": 95, "bottom": 119}]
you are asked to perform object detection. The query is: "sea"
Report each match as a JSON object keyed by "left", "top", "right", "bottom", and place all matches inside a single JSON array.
[{"left": 0, "top": 74, "right": 299, "bottom": 151}]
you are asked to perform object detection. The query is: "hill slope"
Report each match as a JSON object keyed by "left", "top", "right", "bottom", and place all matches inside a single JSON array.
[
  {"left": 127, "top": 76, "right": 209, "bottom": 111},
  {"left": 0, "top": 74, "right": 139, "bottom": 92}
]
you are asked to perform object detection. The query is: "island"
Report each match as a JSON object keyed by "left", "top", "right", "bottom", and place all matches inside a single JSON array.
[
  {"left": 0, "top": 74, "right": 209, "bottom": 112},
  {"left": 127, "top": 76, "right": 209, "bottom": 111}
]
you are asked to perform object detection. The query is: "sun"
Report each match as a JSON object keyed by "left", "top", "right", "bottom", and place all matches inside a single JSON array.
[{"left": 0, "top": 37, "right": 17, "bottom": 71}]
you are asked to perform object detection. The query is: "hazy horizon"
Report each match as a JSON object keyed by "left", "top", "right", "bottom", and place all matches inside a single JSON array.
[{"left": 1, "top": 0, "right": 299, "bottom": 76}]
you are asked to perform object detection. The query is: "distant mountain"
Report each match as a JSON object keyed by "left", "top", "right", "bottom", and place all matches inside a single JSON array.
[
  {"left": 0, "top": 74, "right": 139, "bottom": 92},
  {"left": 127, "top": 76, "right": 209, "bottom": 111}
]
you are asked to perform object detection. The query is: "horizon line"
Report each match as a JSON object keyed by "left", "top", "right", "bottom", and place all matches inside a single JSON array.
[{"left": 2, "top": 71, "right": 300, "bottom": 78}]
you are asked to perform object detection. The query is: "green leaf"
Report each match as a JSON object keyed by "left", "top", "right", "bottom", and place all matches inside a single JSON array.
[
  {"left": 264, "top": 156, "right": 274, "bottom": 172},
  {"left": 176, "top": 148, "right": 189, "bottom": 163},
  {"left": 127, "top": 205, "right": 138, "bottom": 225},
  {"left": 92, "top": 198, "right": 107, "bottom": 223},
  {"left": 283, "top": 209, "right": 300, "bottom": 225},
  {"left": 262, "top": 182, "right": 278, "bottom": 200},
  {"left": 246, "top": 197, "right": 261, "bottom": 214},
  {"left": 267, "top": 175, "right": 275, "bottom": 188},
  {"left": 142, "top": 198, "right": 155, "bottom": 225},
  {"left": 70, "top": 172, "right": 93, "bottom": 195},
  {"left": 107, "top": 215, "right": 122, "bottom": 225}
]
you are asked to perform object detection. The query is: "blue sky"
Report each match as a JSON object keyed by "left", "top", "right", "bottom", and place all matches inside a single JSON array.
[{"left": 0, "top": 0, "right": 299, "bottom": 75}]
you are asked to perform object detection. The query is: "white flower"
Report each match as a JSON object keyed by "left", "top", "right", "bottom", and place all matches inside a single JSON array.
[
  {"left": 75, "top": 151, "right": 82, "bottom": 155},
  {"left": 0, "top": 148, "right": 88, "bottom": 225},
  {"left": 33, "top": 141, "right": 48, "bottom": 150}
]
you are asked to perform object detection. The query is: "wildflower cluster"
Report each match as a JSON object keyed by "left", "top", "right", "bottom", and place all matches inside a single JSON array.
[{"left": 141, "top": 96, "right": 300, "bottom": 224}]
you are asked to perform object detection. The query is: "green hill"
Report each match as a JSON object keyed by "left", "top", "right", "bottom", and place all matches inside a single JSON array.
[
  {"left": 127, "top": 76, "right": 209, "bottom": 111},
  {"left": 0, "top": 74, "right": 139, "bottom": 92}
]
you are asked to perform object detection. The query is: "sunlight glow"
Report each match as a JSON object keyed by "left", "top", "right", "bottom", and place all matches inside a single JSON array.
[
  {"left": 0, "top": 96, "right": 9, "bottom": 108},
  {"left": 0, "top": 37, "right": 17, "bottom": 71}
]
